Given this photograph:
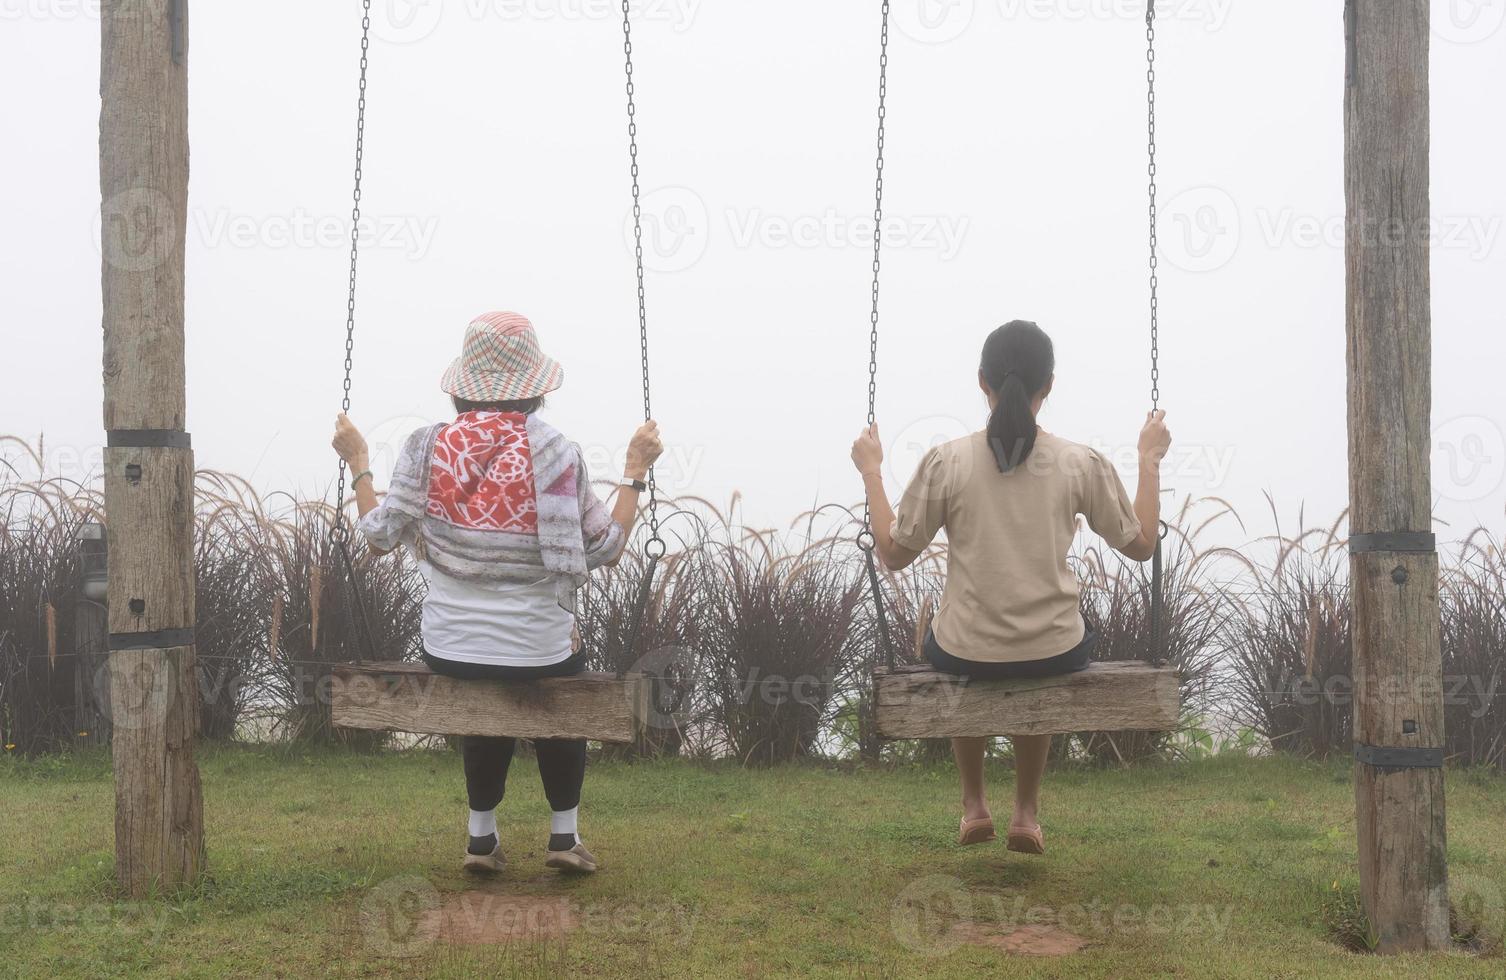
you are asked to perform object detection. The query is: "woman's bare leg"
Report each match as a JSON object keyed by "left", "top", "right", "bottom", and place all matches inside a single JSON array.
[
  {"left": 1008, "top": 734, "right": 1052, "bottom": 830},
  {"left": 952, "top": 736, "right": 991, "bottom": 822}
]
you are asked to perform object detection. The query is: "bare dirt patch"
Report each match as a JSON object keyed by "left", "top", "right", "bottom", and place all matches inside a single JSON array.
[
  {"left": 948, "top": 922, "right": 1089, "bottom": 956},
  {"left": 435, "top": 887, "right": 578, "bottom": 945}
]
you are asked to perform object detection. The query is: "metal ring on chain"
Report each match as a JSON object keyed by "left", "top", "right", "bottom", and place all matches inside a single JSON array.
[
  {"left": 644, "top": 536, "right": 668, "bottom": 561},
  {"left": 856, "top": 528, "right": 877, "bottom": 553}
]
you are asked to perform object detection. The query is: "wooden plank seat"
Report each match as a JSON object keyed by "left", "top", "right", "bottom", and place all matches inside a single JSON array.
[
  {"left": 873, "top": 661, "right": 1180, "bottom": 739},
  {"left": 331, "top": 661, "right": 651, "bottom": 743}
]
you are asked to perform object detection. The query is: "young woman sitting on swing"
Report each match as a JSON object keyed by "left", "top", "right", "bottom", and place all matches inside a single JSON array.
[
  {"left": 331, "top": 311, "right": 664, "bottom": 876},
  {"left": 850, "top": 319, "right": 1171, "bottom": 854}
]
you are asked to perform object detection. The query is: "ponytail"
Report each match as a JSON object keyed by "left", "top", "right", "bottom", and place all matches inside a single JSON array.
[
  {"left": 987, "top": 373, "right": 1038, "bottom": 472},
  {"left": 980, "top": 321, "right": 1055, "bottom": 473}
]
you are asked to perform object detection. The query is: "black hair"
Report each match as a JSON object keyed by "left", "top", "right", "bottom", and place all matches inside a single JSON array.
[
  {"left": 980, "top": 320, "right": 1054, "bottom": 472},
  {"left": 452, "top": 395, "right": 545, "bottom": 415}
]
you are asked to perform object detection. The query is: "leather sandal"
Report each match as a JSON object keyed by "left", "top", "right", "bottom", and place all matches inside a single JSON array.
[
  {"left": 1006, "top": 824, "right": 1046, "bottom": 855},
  {"left": 958, "top": 816, "right": 997, "bottom": 846}
]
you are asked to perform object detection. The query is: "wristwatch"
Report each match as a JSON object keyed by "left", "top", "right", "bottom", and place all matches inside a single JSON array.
[{"left": 618, "top": 476, "right": 648, "bottom": 492}]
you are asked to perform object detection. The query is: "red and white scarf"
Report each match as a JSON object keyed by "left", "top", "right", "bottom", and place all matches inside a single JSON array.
[{"left": 357, "top": 412, "right": 621, "bottom": 592}]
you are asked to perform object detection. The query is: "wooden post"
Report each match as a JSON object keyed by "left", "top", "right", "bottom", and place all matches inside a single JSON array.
[
  {"left": 100, "top": 0, "right": 204, "bottom": 896},
  {"left": 1344, "top": 0, "right": 1449, "bottom": 952}
]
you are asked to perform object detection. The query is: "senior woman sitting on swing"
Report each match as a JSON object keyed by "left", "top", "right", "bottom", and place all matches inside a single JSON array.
[
  {"left": 332, "top": 311, "right": 663, "bottom": 876},
  {"left": 851, "top": 319, "right": 1171, "bottom": 854}
]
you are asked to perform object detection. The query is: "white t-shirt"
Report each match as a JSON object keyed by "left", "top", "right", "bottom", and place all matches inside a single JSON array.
[{"left": 418, "top": 560, "right": 575, "bottom": 667}]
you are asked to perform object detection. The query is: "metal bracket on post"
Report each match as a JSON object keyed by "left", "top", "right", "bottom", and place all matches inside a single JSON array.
[
  {"left": 1354, "top": 744, "right": 1444, "bottom": 771},
  {"left": 106, "top": 429, "right": 193, "bottom": 449},
  {"left": 109, "top": 628, "right": 196, "bottom": 651},
  {"left": 1347, "top": 531, "right": 1436, "bottom": 554}
]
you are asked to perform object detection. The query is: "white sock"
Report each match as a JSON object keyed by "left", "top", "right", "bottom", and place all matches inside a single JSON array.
[
  {"left": 468, "top": 809, "right": 497, "bottom": 839},
  {"left": 550, "top": 807, "right": 579, "bottom": 844}
]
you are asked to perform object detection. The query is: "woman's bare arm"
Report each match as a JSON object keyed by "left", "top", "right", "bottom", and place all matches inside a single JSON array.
[
  {"left": 1118, "top": 410, "right": 1171, "bottom": 562},
  {"left": 860, "top": 471, "right": 921, "bottom": 571},
  {"left": 332, "top": 413, "right": 392, "bottom": 556},
  {"left": 852, "top": 424, "right": 922, "bottom": 571},
  {"left": 603, "top": 420, "right": 663, "bottom": 567}
]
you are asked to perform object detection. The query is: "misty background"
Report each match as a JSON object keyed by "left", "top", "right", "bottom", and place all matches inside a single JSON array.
[{"left": 3, "top": 0, "right": 1503, "bottom": 548}]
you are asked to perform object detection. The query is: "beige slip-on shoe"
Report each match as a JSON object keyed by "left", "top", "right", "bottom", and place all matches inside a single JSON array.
[
  {"left": 545, "top": 842, "right": 599, "bottom": 874},
  {"left": 463, "top": 841, "right": 507, "bottom": 875}
]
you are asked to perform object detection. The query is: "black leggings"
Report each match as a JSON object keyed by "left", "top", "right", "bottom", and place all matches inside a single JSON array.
[
  {"left": 923, "top": 629, "right": 1096, "bottom": 680},
  {"left": 421, "top": 650, "right": 589, "bottom": 813}
]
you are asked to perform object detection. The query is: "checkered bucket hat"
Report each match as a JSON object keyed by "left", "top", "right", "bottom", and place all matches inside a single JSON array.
[{"left": 440, "top": 312, "right": 564, "bottom": 402}]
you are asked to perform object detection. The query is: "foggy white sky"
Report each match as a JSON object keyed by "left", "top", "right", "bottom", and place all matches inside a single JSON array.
[{"left": 3, "top": 0, "right": 1504, "bottom": 550}]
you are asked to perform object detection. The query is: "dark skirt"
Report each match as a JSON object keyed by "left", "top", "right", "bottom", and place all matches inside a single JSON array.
[
  {"left": 420, "top": 648, "right": 588, "bottom": 682},
  {"left": 923, "top": 628, "right": 1096, "bottom": 681}
]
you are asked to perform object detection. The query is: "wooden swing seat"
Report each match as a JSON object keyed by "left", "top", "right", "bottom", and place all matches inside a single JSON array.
[
  {"left": 331, "top": 661, "right": 651, "bottom": 743},
  {"left": 873, "top": 661, "right": 1180, "bottom": 739}
]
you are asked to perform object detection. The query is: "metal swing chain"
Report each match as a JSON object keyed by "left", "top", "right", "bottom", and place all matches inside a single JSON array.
[
  {"left": 332, "top": 0, "right": 371, "bottom": 537},
  {"left": 864, "top": 0, "right": 890, "bottom": 487},
  {"left": 1146, "top": 0, "right": 1160, "bottom": 412},
  {"left": 1146, "top": 0, "right": 1169, "bottom": 666},
  {"left": 621, "top": 1, "right": 666, "bottom": 669},
  {"left": 622, "top": 0, "right": 662, "bottom": 556},
  {"left": 331, "top": 0, "right": 378, "bottom": 665},
  {"left": 862, "top": 1, "right": 896, "bottom": 672}
]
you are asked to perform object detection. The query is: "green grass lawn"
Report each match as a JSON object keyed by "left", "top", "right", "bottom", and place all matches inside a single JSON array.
[{"left": 1, "top": 746, "right": 1503, "bottom": 978}]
